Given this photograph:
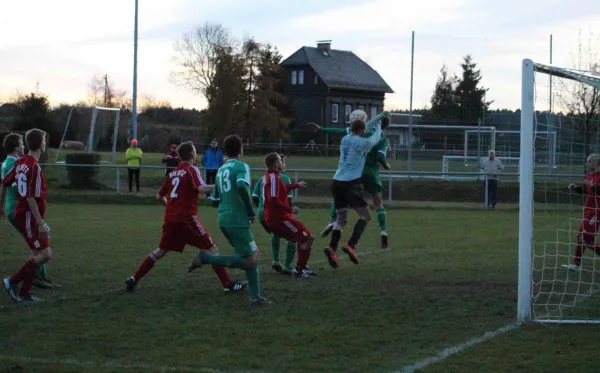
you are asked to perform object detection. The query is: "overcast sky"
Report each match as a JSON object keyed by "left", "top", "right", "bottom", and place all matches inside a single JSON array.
[{"left": 1, "top": 0, "right": 599, "bottom": 111}]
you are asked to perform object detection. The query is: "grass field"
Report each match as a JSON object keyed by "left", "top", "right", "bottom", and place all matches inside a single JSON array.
[{"left": 1, "top": 204, "right": 599, "bottom": 373}]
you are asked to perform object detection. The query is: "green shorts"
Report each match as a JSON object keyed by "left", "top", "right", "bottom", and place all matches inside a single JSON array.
[
  {"left": 362, "top": 173, "right": 383, "bottom": 194},
  {"left": 219, "top": 226, "right": 258, "bottom": 257}
]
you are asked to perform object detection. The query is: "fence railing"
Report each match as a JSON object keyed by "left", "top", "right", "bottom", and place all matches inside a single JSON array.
[{"left": 37, "top": 162, "right": 585, "bottom": 208}]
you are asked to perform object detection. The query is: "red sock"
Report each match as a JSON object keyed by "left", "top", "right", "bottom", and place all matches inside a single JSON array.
[
  {"left": 133, "top": 253, "right": 158, "bottom": 281},
  {"left": 19, "top": 273, "right": 35, "bottom": 296},
  {"left": 296, "top": 245, "right": 311, "bottom": 268},
  {"left": 211, "top": 265, "right": 232, "bottom": 287},
  {"left": 10, "top": 258, "right": 37, "bottom": 285}
]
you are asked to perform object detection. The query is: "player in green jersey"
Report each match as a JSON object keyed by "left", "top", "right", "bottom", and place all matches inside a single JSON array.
[
  {"left": 1, "top": 133, "right": 58, "bottom": 288},
  {"left": 189, "top": 135, "right": 269, "bottom": 306},
  {"left": 309, "top": 110, "right": 391, "bottom": 249},
  {"left": 252, "top": 154, "right": 297, "bottom": 275}
]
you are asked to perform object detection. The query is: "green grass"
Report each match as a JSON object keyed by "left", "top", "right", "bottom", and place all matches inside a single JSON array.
[{"left": 1, "top": 205, "right": 599, "bottom": 372}]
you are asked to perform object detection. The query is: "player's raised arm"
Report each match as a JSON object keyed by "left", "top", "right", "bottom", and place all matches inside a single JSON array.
[{"left": 359, "top": 121, "right": 382, "bottom": 152}]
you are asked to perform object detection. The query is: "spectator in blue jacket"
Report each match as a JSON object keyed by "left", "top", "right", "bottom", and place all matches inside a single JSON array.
[{"left": 202, "top": 139, "right": 224, "bottom": 195}]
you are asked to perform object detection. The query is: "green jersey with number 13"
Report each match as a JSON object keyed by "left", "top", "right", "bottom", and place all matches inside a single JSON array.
[{"left": 211, "top": 159, "right": 253, "bottom": 228}]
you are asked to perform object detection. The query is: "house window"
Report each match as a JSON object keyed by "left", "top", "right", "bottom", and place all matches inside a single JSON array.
[
  {"left": 298, "top": 70, "right": 304, "bottom": 85},
  {"left": 332, "top": 104, "right": 339, "bottom": 123},
  {"left": 291, "top": 71, "right": 297, "bottom": 85},
  {"left": 371, "top": 106, "right": 378, "bottom": 119},
  {"left": 345, "top": 104, "right": 352, "bottom": 123},
  {"left": 313, "top": 75, "right": 318, "bottom": 84}
]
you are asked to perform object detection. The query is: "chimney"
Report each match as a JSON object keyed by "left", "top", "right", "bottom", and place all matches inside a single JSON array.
[{"left": 316, "top": 40, "right": 332, "bottom": 52}]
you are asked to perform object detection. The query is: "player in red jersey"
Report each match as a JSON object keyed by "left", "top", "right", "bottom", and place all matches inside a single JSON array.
[
  {"left": 0, "top": 129, "right": 50, "bottom": 303},
  {"left": 124, "top": 141, "right": 247, "bottom": 294},
  {"left": 262, "top": 153, "right": 316, "bottom": 278},
  {"left": 562, "top": 154, "right": 600, "bottom": 271}
]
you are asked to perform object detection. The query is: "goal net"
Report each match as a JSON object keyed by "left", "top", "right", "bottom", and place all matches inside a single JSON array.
[
  {"left": 387, "top": 122, "right": 495, "bottom": 179},
  {"left": 55, "top": 106, "right": 121, "bottom": 163},
  {"left": 519, "top": 59, "right": 600, "bottom": 324}
]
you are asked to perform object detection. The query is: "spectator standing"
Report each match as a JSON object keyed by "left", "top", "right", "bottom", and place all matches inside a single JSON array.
[
  {"left": 162, "top": 144, "right": 180, "bottom": 176},
  {"left": 480, "top": 150, "right": 504, "bottom": 208},
  {"left": 202, "top": 139, "right": 224, "bottom": 195},
  {"left": 126, "top": 139, "right": 143, "bottom": 195}
]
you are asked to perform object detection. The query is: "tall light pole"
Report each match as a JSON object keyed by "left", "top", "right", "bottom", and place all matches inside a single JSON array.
[{"left": 131, "top": 0, "right": 139, "bottom": 141}]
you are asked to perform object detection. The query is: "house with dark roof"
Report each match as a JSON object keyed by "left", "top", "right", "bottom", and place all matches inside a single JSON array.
[{"left": 280, "top": 41, "right": 393, "bottom": 129}]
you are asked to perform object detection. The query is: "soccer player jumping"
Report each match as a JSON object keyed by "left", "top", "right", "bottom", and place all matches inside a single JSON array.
[
  {"left": 125, "top": 141, "right": 247, "bottom": 294},
  {"left": 262, "top": 153, "right": 315, "bottom": 278},
  {"left": 252, "top": 154, "right": 298, "bottom": 275},
  {"left": 0, "top": 129, "right": 51, "bottom": 303},
  {"left": 324, "top": 118, "right": 384, "bottom": 268},
  {"left": 562, "top": 154, "right": 600, "bottom": 271},
  {"left": 190, "top": 135, "right": 269, "bottom": 306},
  {"left": 311, "top": 110, "right": 392, "bottom": 249}
]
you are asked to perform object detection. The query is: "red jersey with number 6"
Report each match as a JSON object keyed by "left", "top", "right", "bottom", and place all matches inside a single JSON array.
[
  {"left": 1, "top": 154, "right": 46, "bottom": 218},
  {"left": 158, "top": 163, "right": 205, "bottom": 223}
]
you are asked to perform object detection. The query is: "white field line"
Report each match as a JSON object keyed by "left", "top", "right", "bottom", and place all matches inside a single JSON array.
[{"left": 391, "top": 323, "right": 519, "bottom": 373}]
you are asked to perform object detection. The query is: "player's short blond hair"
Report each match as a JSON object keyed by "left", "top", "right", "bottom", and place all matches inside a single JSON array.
[{"left": 349, "top": 110, "right": 368, "bottom": 123}]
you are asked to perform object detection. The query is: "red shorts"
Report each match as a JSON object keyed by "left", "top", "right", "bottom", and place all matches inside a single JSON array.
[
  {"left": 580, "top": 211, "right": 600, "bottom": 237},
  {"left": 158, "top": 216, "right": 214, "bottom": 252},
  {"left": 266, "top": 218, "right": 311, "bottom": 243},
  {"left": 15, "top": 212, "right": 50, "bottom": 251}
]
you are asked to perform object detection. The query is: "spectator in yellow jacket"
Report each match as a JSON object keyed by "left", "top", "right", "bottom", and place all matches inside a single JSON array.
[{"left": 126, "top": 139, "right": 143, "bottom": 194}]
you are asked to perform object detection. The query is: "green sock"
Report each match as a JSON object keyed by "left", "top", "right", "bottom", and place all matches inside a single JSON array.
[
  {"left": 202, "top": 253, "right": 247, "bottom": 269},
  {"left": 245, "top": 266, "right": 261, "bottom": 300},
  {"left": 284, "top": 241, "right": 296, "bottom": 269},
  {"left": 271, "top": 235, "right": 281, "bottom": 262},
  {"left": 35, "top": 264, "right": 44, "bottom": 279},
  {"left": 329, "top": 200, "right": 337, "bottom": 223},
  {"left": 376, "top": 207, "right": 387, "bottom": 232}
]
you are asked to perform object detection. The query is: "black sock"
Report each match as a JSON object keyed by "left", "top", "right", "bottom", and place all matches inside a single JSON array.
[
  {"left": 329, "top": 229, "right": 342, "bottom": 251},
  {"left": 348, "top": 219, "right": 368, "bottom": 247}
]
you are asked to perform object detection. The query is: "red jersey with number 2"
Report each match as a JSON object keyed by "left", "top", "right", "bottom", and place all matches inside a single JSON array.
[
  {"left": 2, "top": 154, "right": 46, "bottom": 217},
  {"left": 159, "top": 163, "right": 205, "bottom": 223}
]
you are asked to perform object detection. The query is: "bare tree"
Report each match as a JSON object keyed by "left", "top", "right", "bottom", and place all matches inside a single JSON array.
[
  {"left": 88, "top": 75, "right": 131, "bottom": 110},
  {"left": 558, "top": 31, "right": 600, "bottom": 157},
  {"left": 171, "top": 22, "right": 235, "bottom": 97}
]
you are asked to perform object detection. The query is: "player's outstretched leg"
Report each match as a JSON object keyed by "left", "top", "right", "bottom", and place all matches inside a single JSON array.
[
  {"left": 324, "top": 208, "right": 347, "bottom": 269},
  {"left": 203, "top": 247, "right": 248, "bottom": 294},
  {"left": 125, "top": 250, "right": 163, "bottom": 292},
  {"left": 282, "top": 241, "right": 296, "bottom": 275},
  {"left": 320, "top": 200, "right": 337, "bottom": 238},
  {"left": 343, "top": 207, "right": 371, "bottom": 265},
  {"left": 371, "top": 192, "right": 388, "bottom": 250}
]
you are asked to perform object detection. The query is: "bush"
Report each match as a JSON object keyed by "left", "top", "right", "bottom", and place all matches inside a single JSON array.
[{"left": 66, "top": 152, "right": 101, "bottom": 189}]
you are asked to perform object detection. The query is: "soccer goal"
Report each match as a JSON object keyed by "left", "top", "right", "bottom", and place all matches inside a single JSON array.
[
  {"left": 519, "top": 59, "right": 600, "bottom": 324},
  {"left": 55, "top": 106, "right": 121, "bottom": 163}
]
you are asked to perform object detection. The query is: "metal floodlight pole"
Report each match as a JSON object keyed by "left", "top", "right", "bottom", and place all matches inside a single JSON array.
[
  {"left": 549, "top": 34, "right": 553, "bottom": 113},
  {"left": 408, "top": 31, "right": 415, "bottom": 174},
  {"left": 131, "top": 0, "right": 139, "bottom": 141}
]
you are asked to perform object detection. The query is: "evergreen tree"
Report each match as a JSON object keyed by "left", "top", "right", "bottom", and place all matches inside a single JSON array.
[
  {"left": 455, "top": 55, "right": 491, "bottom": 122},
  {"left": 430, "top": 65, "right": 459, "bottom": 120}
]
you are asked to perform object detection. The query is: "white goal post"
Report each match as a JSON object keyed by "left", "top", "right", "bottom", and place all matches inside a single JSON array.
[
  {"left": 55, "top": 106, "right": 121, "bottom": 164},
  {"left": 518, "top": 59, "right": 600, "bottom": 324}
]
